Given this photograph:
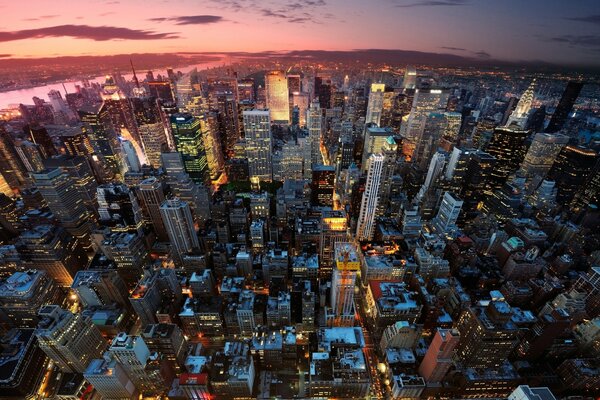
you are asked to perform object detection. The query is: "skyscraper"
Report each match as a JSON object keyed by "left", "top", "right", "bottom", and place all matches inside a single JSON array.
[
  {"left": 361, "top": 126, "right": 393, "bottom": 170},
  {"left": 160, "top": 198, "right": 200, "bottom": 261},
  {"left": 170, "top": 113, "right": 209, "bottom": 184},
  {"left": 432, "top": 192, "right": 463, "bottom": 233},
  {"left": 35, "top": 305, "right": 106, "bottom": 373},
  {"left": 243, "top": 110, "right": 272, "bottom": 182},
  {"left": 547, "top": 145, "right": 598, "bottom": 204},
  {"left": 507, "top": 79, "right": 536, "bottom": 128},
  {"left": 265, "top": 71, "right": 290, "bottom": 124},
  {"left": 402, "top": 88, "right": 450, "bottom": 157},
  {"left": 122, "top": 139, "right": 141, "bottom": 172},
  {"left": 356, "top": 153, "right": 384, "bottom": 241},
  {"left": 484, "top": 126, "right": 529, "bottom": 190},
  {"left": 328, "top": 242, "right": 359, "bottom": 327},
  {"left": 403, "top": 66, "right": 417, "bottom": 89},
  {"left": 546, "top": 81, "right": 583, "bottom": 133},
  {"left": 418, "top": 328, "right": 460, "bottom": 383},
  {"left": 310, "top": 165, "right": 335, "bottom": 207},
  {"left": 137, "top": 177, "right": 169, "bottom": 241},
  {"left": 519, "top": 132, "right": 569, "bottom": 191},
  {"left": 366, "top": 83, "right": 385, "bottom": 126},
  {"left": 306, "top": 99, "right": 323, "bottom": 166}
]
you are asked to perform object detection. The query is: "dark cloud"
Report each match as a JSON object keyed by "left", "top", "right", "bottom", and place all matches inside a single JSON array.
[
  {"left": 23, "top": 14, "right": 59, "bottom": 21},
  {"left": 0, "top": 54, "right": 11, "bottom": 58},
  {"left": 149, "top": 15, "right": 225, "bottom": 25},
  {"left": 565, "top": 15, "right": 600, "bottom": 26},
  {"left": 547, "top": 34, "right": 600, "bottom": 49},
  {"left": 473, "top": 50, "right": 491, "bottom": 59},
  {"left": 395, "top": 0, "right": 469, "bottom": 8},
  {"left": 0, "top": 25, "right": 179, "bottom": 42},
  {"left": 440, "top": 46, "right": 466, "bottom": 51}
]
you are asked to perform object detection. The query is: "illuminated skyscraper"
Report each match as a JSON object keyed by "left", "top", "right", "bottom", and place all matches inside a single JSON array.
[
  {"left": 403, "top": 66, "right": 417, "bottom": 89},
  {"left": 170, "top": 113, "right": 209, "bottom": 184},
  {"left": 546, "top": 81, "right": 583, "bottom": 133},
  {"left": 507, "top": 79, "right": 536, "bottom": 128},
  {"left": 0, "top": 126, "right": 29, "bottom": 189},
  {"left": 366, "top": 83, "right": 386, "bottom": 126},
  {"left": 361, "top": 126, "right": 393, "bottom": 170},
  {"left": 306, "top": 99, "right": 323, "bottom": 166},
  {"left": 519, "top": 132, "right": 569, "bottom": 191},
  {"left": 311, "top": 165, "right": 335, "bottom": 207},
  {"left": 35, "top": 305, "right": 105, "bottom": 373},
  {"left": 402, "top": 88, "right": 450, "bottom": 157},
  {"left": 243, "top": 110, "right": 272, "bottom": 182},
  {"left": 547, "top": 145, "right": 598, "bottom": 204},
  {"left": 160, "top": 198, "right": 199, "bottom": 261},
  {"left": 265, "top": 71, "right": 290, "bottom": 124},
  {"left": 132, "top": 96, "right": 168, "bottom": 168},
  {"left": 122, "top": 139, "right": 141, "bottom": 172},
  {"left": 356, "top": 153, "right": 384, "bottom": 241},
  {"left": 137, "top": 177, "right": 168, "bottom": 241},
  {"left": 485, "top": 126, "right": 529, "bottom": 190},
  {"left": 327, "top": 243, "right": 359, "bottom": 327}
]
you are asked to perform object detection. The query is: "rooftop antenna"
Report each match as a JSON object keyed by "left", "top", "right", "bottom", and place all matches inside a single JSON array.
[
  {"left": 130, "top": 59, "right": 140, "bottom": 89},
  {"left": 62, "top": 83, "right": 69, "bottom": 96}
]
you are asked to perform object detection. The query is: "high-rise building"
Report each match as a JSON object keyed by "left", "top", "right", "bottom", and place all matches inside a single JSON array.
[
  {"left": 507, "top": 79, "right": 536, "bottom": 128},
  {"left": 356, "top": 153, "right": 384, "bottom": 241},
  {"left": 17, "top": 225, "right": 87, "bottom": 287},
  {"left": 519, "top": 132, "right": 569, "bottom": 184},
  {"left": 71, "top": 269, "right": 130, "bottom": 309},
  {"left": 97, "top": 183, "right": 143, "bottom": 233},
  {"left": 141, "top": 323, "right": 188, "bottom": 373},
  {"left": 327, "top": 243, "right": 359, "bottom": 326},
  {"left": 170, "top": 113, "right": 209, "bottom": 184},
  {"left": 243, "top": 110, "right": 272, "bottom": 182},
  {"left": 265, "top": 71, "right": 290, "bottom": 124},
  {"left": 84, "top": 356, "right": 139, "bottom": 399},
  {"left": 403, "top": 66, "right": 417, "bottom": 89},
  {"left": 306, "top": 99, "right": 323, "bottom": 166},
  {"left": 418, "top": 328, "right": 460, "bottom": 383},
  {"left": 0, "top": 127, "right": 28, "bottom": 189},
  {"left": 508, "top": 385, "right": 557, "bottom": 400},
  {"left": 454, "top": 300, "right": 519, "bottom": 369},
  {"left": 0, "top": 270, "right": 63, "bottom": 328},
  {"left": 137, "top": 177, "right": 169, "bottom": 241},
  {"left": 361, "top": 126, "right": 393, "bottom": 170},
  {"left": 311, "top": 165, "right": 335, "bottom": 207},
  {"left": 366, "top": 83, "right": 386, "bottom": 126},
  {"left": 35, "top": 305, "right": 106, "bottom": 373},
  {"left": 546, "top": 81, "right": 583, "bottom": 133},
  {"left": 547, "top": 145, "right": 597, "bottom": 204},
  {"left": 31, "top": 168, "right": 92, "bottom": 247},
  {"left": 484, "top": 126, "right": 529, "bottom": 190},
  {"left": 432, "top": 192, "right": 463, "bottom": 233},
  {"left": 160, "top": 198, "right": 199, "bottom": 261}
]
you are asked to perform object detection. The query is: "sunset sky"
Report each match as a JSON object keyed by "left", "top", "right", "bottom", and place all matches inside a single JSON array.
[{"left": 1, "top": 0, "right": 599, "bottom": 66}]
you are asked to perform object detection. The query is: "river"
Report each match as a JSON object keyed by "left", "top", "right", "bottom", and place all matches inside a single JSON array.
[{"left": 0, "top": 60, "right": 226, "bottom": 109}]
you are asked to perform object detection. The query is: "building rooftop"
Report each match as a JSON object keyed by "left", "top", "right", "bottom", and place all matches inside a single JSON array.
[{"left": 0, "top": 270, "right": 45, "bottom": 299}]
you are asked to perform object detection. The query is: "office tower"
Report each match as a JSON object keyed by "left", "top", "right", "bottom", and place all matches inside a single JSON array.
[
  {"left": 209, "top": 342, "right": 255, "bottom": 399},
  {"left": 507, "top": 79, "right": 536, "bottom": 127},
  {"left": 0, "top": 328, "right": 49, "bottom": 398},
  {"left": 100, "top": 79, "right": 141, "bottom": 145},
  {"left": 0, "top": 127, "right": 28, "bottom": 189},
  {"left": 170, "top": 113, "right": 209, "bottom": 184},
  {"left": 416, "top": 151, "right": 446, "bottom": 202},
  {"left": 84, "top": 356, "right": 139, "bottom": 399},
  {"left": 376, "top": 136, "right": 399, "bottom": 216},
  {"left": 35, "top": 305, "right": 105, "bottom": 373},
  {"left": 366, "top": 83, "right": 386, "bottom": 125},
  {"left": 42, "top": 155, "right": 98, "bottom": 212},
  {"left": 129, "top": 268, "right": 181, "bottom": 327},
  {"left": 547, "top": 145, "right": 597, "bottom": 204},
  {"left": 48, "top": 89, "right": 76, "bottom": 121},
  {"left": 31, "top": 168, "right": 91, "bottom": 244},
  {"left": 402, "top": 88, "right": 450, "bottom": 155},
  {"left": 199, "top": 113, "right": 225, "bottom": 180},
  {"left": 131, "top": 95, "right": 168, "bottom": 168},
  {"left": 432, "top": 192, "right": 463, "bottom": 232},
  {"left": 0, "top": 270, "right": 63, "bottom": 328},
  {"left": 60, "top": 129, "right": 94, "bottom": 157},
  {"left": 208, "top": 89, "right": 238, "bottom": 160},
  {"left": 484, "top": 126, "right": 529, "bottom": 190},
  {"left": 402, "top": 206, "right": 422, "bottom": 239},
  {"left": 454, "top": 300, "right": 519, "bottom": 369},
  {"left": 403, "top": 66, "right": 417, "bottom": 89},
  {"left": 320, "top": 210, "right": 348, "bottom": 276},
  {"left": 108, "top": 333, "right": 170, "bottom": 394},
  {"left": 141, "top": 323, "right": 188, "bottom": 373},
  {"left": 265, "top": 70, "right": 290, "bottom": 124},
  {"left": 572, "top": 164, "right": 600, "bottom": 212},
  {"left": 243, "top": 110, "right": 272, "bottom": 181},
  {"left": 356, "top": 153, "right": 384, "bottom": 241},
  {"left": 79, "top": 103, "right": 122, "bottom": 176},
  {"left": 25, "top": 125, "right": 56, "bottom": 158},
  {"left": 148, "top": 79, "right": 174, "bottom": 102},
  {"left": 71, "top": 269, "right": 130, "bottom": 309},
  {"left": 98, "top": 231, "right": 148, "bottom": 286},
  {"left": 307, "top": 99, "right": 323, "bottom": 166},
  {"left": 14, "top": 139, "right": 44, "bottom": 173},
  {"left": 314, "top": 76, "right": 332, "bottom": 109},
  {"left": 361, "top": 126, "right": 393, "bottom": 170},
  {"left": 160, "top": 198, "right": 199, "bottom": 261},
  {"left": 97, "top": 183, "right": 143, "bottom": 233},
  {"left": 418, "top": 328, "right": 460, "bottom": 383},
  {"left": 508, "top": 385, "right": 557, "bottom": 400},
  {"left": 137, "top": 177, "right": 169, "bottom": 241},
  {"left": 311, "top": 165, "right": 335, "bottom": 207},
  {"left": 569, "top": 267, "right": 600, "bottom": 319},
  {"left": 328, "top": 243, "right": 359, "bottom": 326},
  {"left": 238, "top": 78, "right": 255, "bottom": 102},
  {"left": 546, "top": 81, "right": 584, "bottom": 133},
  {"left": 412, "top": 112, "right": 446, "bottom": 168},
  {"left": 17, "top": 225, "right": 87, "bottom": 287},
  {"left": 519, "top": 132, "right": 569, "bottom": 184}
]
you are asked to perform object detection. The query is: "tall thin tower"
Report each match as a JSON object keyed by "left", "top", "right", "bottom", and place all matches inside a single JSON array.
[{"left": 356, "top": 153, "right": 385, "bottom": 241}]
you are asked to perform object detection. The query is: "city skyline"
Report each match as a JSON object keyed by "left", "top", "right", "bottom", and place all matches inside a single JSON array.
[{"left": 0, "top": 0, "right": 599, "bottom": 68}]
